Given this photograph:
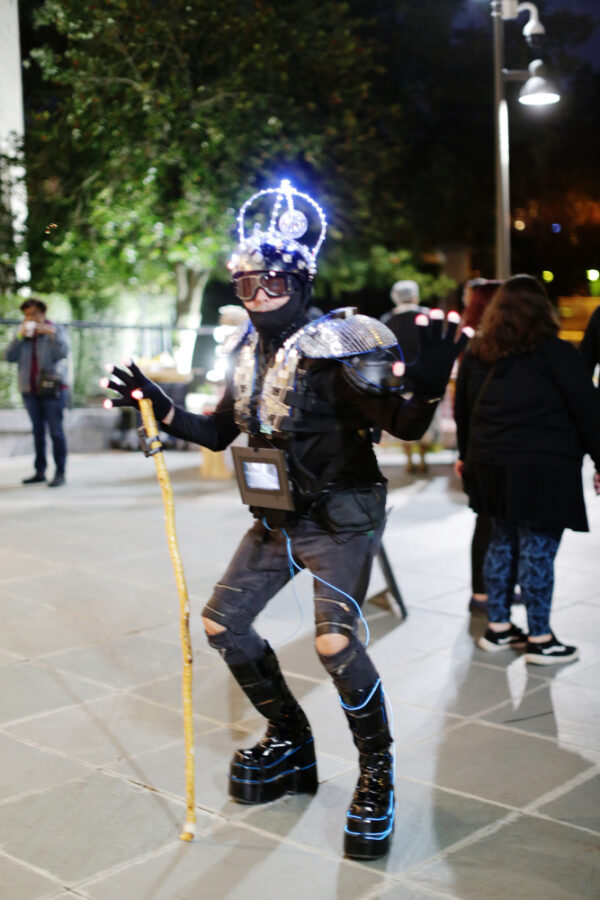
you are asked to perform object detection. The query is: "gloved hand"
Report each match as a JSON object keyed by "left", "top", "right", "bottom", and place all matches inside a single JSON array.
[
  {"left": 400, "top": 310, "right": 473, "bottom": 399},
  {"left": 100, "top": 360, "right": 173, "bottom": 421}
]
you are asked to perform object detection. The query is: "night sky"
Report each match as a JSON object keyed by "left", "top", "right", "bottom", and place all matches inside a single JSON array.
[{"left": 458, "top": 0, "right": 600, "bottom": 70}]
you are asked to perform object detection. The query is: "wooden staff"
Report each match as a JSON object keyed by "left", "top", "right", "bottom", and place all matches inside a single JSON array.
[{"left": 136, "top": 394, "right": 196, "bottom": 841}]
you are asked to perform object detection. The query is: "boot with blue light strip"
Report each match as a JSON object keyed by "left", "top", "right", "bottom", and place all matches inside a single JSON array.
[
  {"left": 340, "top": 681, "right": 394, "bottom": 859},
  {"left": 227, "top": 643, "right": 318, "bottom": 804}
]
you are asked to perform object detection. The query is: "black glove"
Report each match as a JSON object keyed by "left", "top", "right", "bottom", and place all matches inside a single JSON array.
[
  {"left": 403, "top": 311, "right": 471, "bottom": 399},
  {"left": 101, "top": 360, "right": 173, "bottom": 421}
]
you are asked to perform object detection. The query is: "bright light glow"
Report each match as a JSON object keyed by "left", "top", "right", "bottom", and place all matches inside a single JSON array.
[
  {"left": 542, "top": 270, "right": 554, "bottom": 283},
  {"left": 519, "top": 90, "right": 560, "bottom": 106},
  {"left": 514, "top": 219, "right": 526, "bottom": 231},
  {"left": 587, "top": 269, "right": 600, "bottom": 282},
  {"left": 551, "top": 223, "right": 561, "bottom": 233}
]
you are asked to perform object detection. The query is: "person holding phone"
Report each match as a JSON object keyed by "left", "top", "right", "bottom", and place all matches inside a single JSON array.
[{"left": 3, "top": 298, "right": 69, "bottom": 486}]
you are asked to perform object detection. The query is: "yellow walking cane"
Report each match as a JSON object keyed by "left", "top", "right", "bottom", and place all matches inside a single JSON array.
[{"left": 136, "top": 393, "right": 196, "bottom": 841}]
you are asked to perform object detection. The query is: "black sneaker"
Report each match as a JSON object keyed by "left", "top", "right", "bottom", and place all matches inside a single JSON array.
[
  {"left": 22, "top": 473, "right": 46, "bottom": 484},
  {"left": 48, "top": 473, "right": 65, "bottom": 488},
  {"left": 477, "top": 623, "right": 527, "bottom": 652},
  {"left": 525, "top": 634, "right": 579, "bottom": 665}
]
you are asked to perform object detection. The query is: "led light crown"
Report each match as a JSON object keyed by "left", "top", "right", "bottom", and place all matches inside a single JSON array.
[{"left": 229, "top": 178, "right": 327, "bottom": 279}]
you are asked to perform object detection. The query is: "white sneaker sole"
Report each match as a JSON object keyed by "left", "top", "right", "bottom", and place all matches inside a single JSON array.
[
  {"left": 525, "top": 649, "right": 579, "bottom": 665},
  {"left": 477, "top": 636, "right": 526, "bottom": 652}
]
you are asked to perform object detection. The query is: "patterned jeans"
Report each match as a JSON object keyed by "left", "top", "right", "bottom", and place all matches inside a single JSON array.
[{"left": 484, "top": 518, "right": 563, "bottom": 636}]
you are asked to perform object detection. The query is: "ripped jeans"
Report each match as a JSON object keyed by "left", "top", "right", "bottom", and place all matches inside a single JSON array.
[{"left": 202, "top": 514, "right": 385, "bottom": 692}]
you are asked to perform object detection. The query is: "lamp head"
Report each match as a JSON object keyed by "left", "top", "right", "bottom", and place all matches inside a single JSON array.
[{"left": 518, "top": 59, "right": 560, "bottom": 106}]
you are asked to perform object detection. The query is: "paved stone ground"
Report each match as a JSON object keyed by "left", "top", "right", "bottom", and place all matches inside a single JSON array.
[{"left": 0, "top": 447, "right": 598, "bottom": 900}]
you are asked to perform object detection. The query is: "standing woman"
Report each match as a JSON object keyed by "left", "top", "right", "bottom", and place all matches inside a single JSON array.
[{"left": 455, "top": 275, "right": 600, "bottom": 663}]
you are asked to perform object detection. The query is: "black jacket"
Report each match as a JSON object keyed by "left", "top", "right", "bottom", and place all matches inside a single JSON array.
[
  {"left": 455, "top": 337, "right": 600, "bottom": 471},
  {"left": 580, "top": 305, "right": 600, "bottom": 377},
  {"left": 166, "top": 353, "right": 437, "bottom": 495}
]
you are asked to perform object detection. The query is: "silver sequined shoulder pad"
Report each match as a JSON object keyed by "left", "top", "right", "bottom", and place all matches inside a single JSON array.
[
  {"left": 222, "top": 321, "right": 253, "bottom": 355},
  {"left": 296, "top": 312, "right": 397, "bottom": 359}
]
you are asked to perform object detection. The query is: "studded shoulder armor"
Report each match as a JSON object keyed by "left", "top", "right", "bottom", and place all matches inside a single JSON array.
[
  {"left": 230, "top": 309, "right": 397, "bottom": 437},
  {"left": 297, "top": 309, "right": 397, "bottom": 358}
]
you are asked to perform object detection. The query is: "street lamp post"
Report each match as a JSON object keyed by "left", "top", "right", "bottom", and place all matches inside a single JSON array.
[{"left": 489, "top": 0, "right": 560, "bottom": 279}]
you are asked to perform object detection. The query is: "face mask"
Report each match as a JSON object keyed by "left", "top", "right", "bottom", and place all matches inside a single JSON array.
[{"left": 246, "top": 285, "right": 308, "bottom": 347}]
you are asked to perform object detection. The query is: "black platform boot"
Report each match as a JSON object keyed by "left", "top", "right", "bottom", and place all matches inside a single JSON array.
[
  {"left": 228, "top": 643, "right": 318, "bottom": 804},
  {"left": 340, "top": 681, "right": 394, "bottom": 860}
]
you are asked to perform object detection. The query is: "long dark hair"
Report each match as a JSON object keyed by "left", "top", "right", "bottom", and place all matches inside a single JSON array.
[{"left": 472, "top": 274, "right": 559, "bottom": 363}]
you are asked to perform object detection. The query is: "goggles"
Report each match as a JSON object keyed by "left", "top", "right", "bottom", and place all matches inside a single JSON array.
[{"left": 233, "top": 271, "right": 297, "bottom": 303}]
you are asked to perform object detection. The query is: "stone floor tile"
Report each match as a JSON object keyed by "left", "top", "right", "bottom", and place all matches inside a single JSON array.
[
  {"left": 0, "top": 771, "right": 215, "bottom": 884},
  {"left": 383, "top": 653, "right": 546, "bottom": 717},
  {"left": 82, "top": 823, "right": 387, "bottom": 900},
  {"left": 534, "top": 772, "right": 600, "bottom": 832},
  {"left": 559, "top": 660, "right": 600, "bottom": 690},
  {"left": 482, "top": 681, "right": 600, "bottom": 752},
  {"left": 0, "top": 853, "right": 61, "bottom": 900},
  {"left": 0, "top": 546, "right": 59, "bottom": 586},
  {"left": 5, "top": 693, "right": 202, "bottom": 766},
  {"left": 393, "top": 721, "right": 592, "bottom": 808},
  {"left": 0, "top": 661, "right": 111, "bottom": 725},
  {"left": 0, "top": 594, "right": 122, "bottom": 658},
  {"left": 0, "top": 732, "right": 89, "bottom": 802},
  {"left": 377, "top": 882, "right": 459, "bottom": 899},
  {"left": 412, "top": 812, "right": 600, "bottom": 899},
  {"left": 242, "top": 770, "right": 507, "bottom": 875},
  {"left": 13, "top": 569, "right": 180, "bottom": 634},
  {"left": 42, "top": 633, "right": 187, "bottom": 690}
]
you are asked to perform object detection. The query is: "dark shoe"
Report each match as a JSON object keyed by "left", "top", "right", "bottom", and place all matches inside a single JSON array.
[
  {"left": 48, "top": 473, "right": 65, "bottom": 488},
  {"left": 345, "top": 750, "right": 394, "bottom": 859},
  {"left": 230, "top": 727, "right": 318, "bottom": 804},
  {"left": 469, "top": 596, "right": 489, "bottom": 617},
  {"left": 525, "top": 634, "right": 579, "bottom": 665},
  {"left": 340, "top": 682, "right": 394, "bottom": 860},
  {"left": 22, "top": 473, "right": 45, "bottom": 484},
  {"left": 477, "top": 623, "right": 527, "bottom": 652},
  {"left": 228, "top": 644, "right": 317, "bottom": 804}
]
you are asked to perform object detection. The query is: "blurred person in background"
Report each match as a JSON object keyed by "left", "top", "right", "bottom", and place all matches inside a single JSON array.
[
  {"left": 382, "top": 280, "right": 437, "bottom": 473},
  {"left": 455, "top": 278, "right": 502, "bottom": 616},
  {"left": 3, "top": 298, "right": 70, "bottom": 487},
  {"left": 454, "top": 275, "right": 600, "bottom": 664}
]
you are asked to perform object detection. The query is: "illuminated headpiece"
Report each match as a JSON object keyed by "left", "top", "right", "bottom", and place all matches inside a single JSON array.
[{"left": 228, "top": 178, "right": 327, "bottom": 281}]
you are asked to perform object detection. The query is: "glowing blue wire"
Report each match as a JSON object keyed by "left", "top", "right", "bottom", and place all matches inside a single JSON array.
[{"left": 281, "top": 527, "right": 370, "bottom": 646}]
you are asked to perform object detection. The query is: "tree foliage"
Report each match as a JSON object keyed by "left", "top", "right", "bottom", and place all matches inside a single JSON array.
[{"left": 22, "top": 0, "right": 407, "bottom": 323}]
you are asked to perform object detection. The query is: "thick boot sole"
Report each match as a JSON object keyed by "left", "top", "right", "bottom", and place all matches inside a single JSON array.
[
  {"left": 229, "top": 737, "right": 318, "bottom": 804},
  {"left": 344, "top": 829, "right": 392, "bottom": 860},
  {"left": 344, "top": 790, "right": 395, "bottom": 860}
]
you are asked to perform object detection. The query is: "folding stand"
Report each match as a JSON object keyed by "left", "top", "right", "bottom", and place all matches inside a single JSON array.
[{"left": 368, "top": 544, "right": 408, "bottom": 620}]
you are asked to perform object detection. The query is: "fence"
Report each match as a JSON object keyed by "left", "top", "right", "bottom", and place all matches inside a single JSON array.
[{"left": 0, "top": 319, "right": 217, "bottom": 408}]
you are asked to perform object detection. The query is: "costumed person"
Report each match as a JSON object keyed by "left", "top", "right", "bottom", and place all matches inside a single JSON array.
[
  {"left": 381, "top": 280, "right": 437, "bottom": 473},
  {"left": 102, "top": 179, "right": 470, "bottom": 859},
  {"left": 3, "top": 297, "right": 70, "bottom": 487}
]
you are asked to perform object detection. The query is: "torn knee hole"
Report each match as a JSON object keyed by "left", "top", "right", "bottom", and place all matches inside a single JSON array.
[{"left": 315, "top": 633, "right": 350, "bottom": 655}]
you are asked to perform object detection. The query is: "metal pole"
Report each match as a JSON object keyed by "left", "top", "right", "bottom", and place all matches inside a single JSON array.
[{"left": 492, "top": 1, "right": 511, "bottom": 279}]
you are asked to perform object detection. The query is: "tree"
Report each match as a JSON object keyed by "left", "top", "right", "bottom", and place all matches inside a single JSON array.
[{"left": 21, "top": 0, "right": 409, "bottom": 349}]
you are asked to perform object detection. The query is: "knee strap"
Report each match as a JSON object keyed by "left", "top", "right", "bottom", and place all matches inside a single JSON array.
[
  {"left": 317, "top": 635, "right": 379, "bottom": 694},
  {"left": 206, "top": 627, "right": 266, "bottom": 666}
]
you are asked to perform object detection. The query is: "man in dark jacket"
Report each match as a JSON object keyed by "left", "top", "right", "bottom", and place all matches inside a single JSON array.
[
  {"left": 4, "top": 298, "right": 69, "bottom": 486},
  {"left": 103, "top": 179, "right": 469, "bottom": 859}
]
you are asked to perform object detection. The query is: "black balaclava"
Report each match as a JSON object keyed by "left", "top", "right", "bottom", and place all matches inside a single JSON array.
[{"left": 247, "top": 280, "right": 310, "bottom": 351}]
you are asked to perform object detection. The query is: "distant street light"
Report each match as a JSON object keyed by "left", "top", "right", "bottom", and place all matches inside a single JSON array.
[{"left": 489, "top": 1, "right": 560, "bottom": 278}]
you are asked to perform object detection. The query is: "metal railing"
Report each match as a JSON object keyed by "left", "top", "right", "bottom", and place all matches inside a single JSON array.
[{"left": 0, "top": 319, "right": 217, "bottom": 408}]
